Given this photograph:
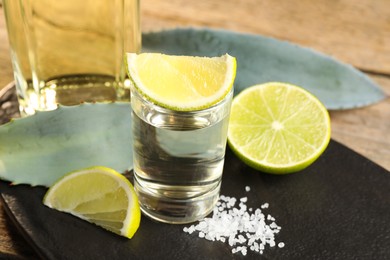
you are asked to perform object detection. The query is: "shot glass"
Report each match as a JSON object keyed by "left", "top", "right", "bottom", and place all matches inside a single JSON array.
[
  {"left": 3, "top": 0, "right": 141, "bottom": 116},
  {"left": 131, "top": 86, "right": 233, "bottom": 224}
]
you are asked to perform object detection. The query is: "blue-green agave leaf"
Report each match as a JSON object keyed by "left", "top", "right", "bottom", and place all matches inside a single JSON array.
[
  {"left": 0, "top": 103, "right": 133, "bottom": 187},
  {"left": 142, "top": 28, "right": 386, "bottom": 110}
]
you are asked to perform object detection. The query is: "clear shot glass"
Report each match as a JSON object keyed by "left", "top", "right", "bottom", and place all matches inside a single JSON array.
[{"left": 131, "top": 86, "right": 233, "bottom": 224}]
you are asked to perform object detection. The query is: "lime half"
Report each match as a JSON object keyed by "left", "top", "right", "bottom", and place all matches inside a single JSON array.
[{"left": 228, "top": 82, "right": 331, "bottom": 174}]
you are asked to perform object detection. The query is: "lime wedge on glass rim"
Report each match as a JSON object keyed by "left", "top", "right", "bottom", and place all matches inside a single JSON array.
[
  {"left": 126, "top": 53, "right": 237, "bottom": 111},
  {"left": 43, "top": 166, "right": 141, "bottom": 238},
  {"left": 227, "top": 82, "right": 331, "bottom": 174}
]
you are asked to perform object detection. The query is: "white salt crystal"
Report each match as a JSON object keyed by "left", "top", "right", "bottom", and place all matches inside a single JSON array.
[
  {"left": 239, "top": 204, "right": 247, "bottom": 212},
  {"left": 240, "top": 197, "right": 248, "bottom": 202},
  {"left": 205, "top": 234, "right": 213, "bottom": 241},
  {"left": 184, "top": 225, "right": 195, "bottom": 234},
  {"left": 278, "top": 242, "right": 285, "bottom": 248},
  {"left": 198, "top": 221, "right": 207, "bottom": 229},
  {"left": 261, "top": 203, "right": 269, "bottom": 209},
  {"left": 270, "top": 222, "right": 278, "bottom": 228},
  {"left": 234, "top": 246, "right": 243, "bottom": 254},
  {"left": 242, "top": 246, "right": 247, "bottom": 256},
  {"left": 228, "top": 236, "right": 235, "bottom": 246},
  {"left": 238, "top": 235, "right": 246, "bottom": 243},
  {"left": 245, "top": 186, "right": 251, "bottom": 192}
]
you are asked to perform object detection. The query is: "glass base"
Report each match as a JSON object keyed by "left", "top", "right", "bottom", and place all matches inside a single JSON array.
[
  {"left": 17, "top": 74, "right": 130, "bottom": 116},
  {"left": 134, "top": 175, "right": 220, "bottom": 224}
]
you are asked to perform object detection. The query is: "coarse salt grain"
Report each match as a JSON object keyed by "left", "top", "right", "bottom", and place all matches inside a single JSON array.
[
  {"left": 183, "top": 186, "right": 283, "bottom": 256},
  {"left": 261, "top": 203, "right": 269, "bottom": 209}
]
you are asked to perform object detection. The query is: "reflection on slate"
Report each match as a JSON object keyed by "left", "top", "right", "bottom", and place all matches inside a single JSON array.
[{"left": 1, "top": 140, "right": 389, "bottom": 259}]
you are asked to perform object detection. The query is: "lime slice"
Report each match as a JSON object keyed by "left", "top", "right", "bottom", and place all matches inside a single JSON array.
[
  {"left": 43, "top": 166, "right": 141, "bottom": 238},
  {"left": 228, "top": 82, "right": 331, "bottom": 174},
  {"left": 126, "top": 53, "right": 236, "bottom": 111}
]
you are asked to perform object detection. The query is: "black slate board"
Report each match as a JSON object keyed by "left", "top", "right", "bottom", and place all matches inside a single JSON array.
[{"left": 1, "top": 140, "right": 389, "bottom": 260}]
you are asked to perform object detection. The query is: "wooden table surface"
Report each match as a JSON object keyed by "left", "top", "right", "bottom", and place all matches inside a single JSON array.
[{"left": 1, "top": 0, "right": 389, "bottom": 258}]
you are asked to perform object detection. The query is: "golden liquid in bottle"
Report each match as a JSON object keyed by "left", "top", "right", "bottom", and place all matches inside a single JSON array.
[{"left": 3, "top": 0, "right": 141, "bottom": 115}]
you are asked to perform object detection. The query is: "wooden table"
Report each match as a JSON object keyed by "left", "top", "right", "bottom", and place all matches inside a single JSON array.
[{"left": 1, "top": 0, "right": 389, "bottom": 258}]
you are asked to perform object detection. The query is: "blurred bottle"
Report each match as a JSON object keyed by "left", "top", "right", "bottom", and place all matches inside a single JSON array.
[{"left": 3, "top": 0, "right": 141, "bottom": 116}]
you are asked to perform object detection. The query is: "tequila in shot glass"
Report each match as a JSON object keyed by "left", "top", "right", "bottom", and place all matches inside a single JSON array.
[{"left": 131, "top": 87, "right": 233, "bottom": 224}]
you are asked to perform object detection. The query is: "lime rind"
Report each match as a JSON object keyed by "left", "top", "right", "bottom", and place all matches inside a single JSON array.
[
  {"left": 126, "top": 53, "right": 236, "bottom": 111},
  {"left": 228, "top": 134, "right": 330, "bottom": 174},
  {"left": 122, "top": 178, "right": 141, "bottom": 238},
  {"left": 227, "top": 82, "right": 331, "bottom": 174}
]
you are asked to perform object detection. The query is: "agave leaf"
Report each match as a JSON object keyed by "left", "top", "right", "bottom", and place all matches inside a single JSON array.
[
  {"left": 0, "top": 103, "right": 133, "bottom": 187},
  {"left": 143, "top": 28, "right": 386, "bottom": 110}
]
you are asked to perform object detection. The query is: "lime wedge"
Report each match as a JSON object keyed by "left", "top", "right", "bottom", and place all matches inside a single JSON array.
[
  {"left": 228, "top": 82, "right": 331, "bottom": 174},
  {"left": 126, "top": 53, "right": 236, "bottom": 111},
  {"left": 43, "top": 166, "right": 141, "bottom": 238}
]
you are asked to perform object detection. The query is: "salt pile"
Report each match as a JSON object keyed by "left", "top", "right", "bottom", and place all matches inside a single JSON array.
[{"left": 183, "top": 187, "right": 284, "bottom": 256}]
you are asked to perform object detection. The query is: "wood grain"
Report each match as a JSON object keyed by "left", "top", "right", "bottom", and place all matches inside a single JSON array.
[
  {"left": 0, "top": 0, "right": 389, "bottom": 258},
  {"left": 0, "top": 206, "right": 39, "bottom": 259}
]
